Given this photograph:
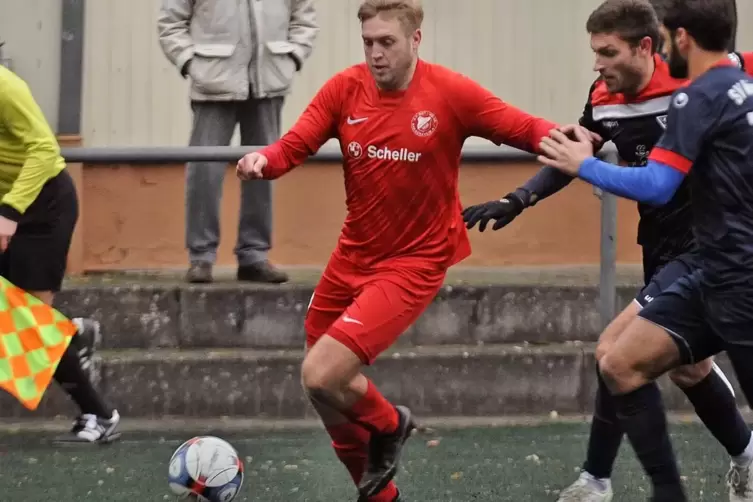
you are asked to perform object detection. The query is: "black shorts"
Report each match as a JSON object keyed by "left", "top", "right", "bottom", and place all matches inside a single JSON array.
[
  {"left": 0, "top": 170, "right": 78, "bottom": 292},
  {"left": 639, "top": 269, "right": 753, "bottom": 366},
  {"left": 642, "top": 249, "right": 669, "bottom": 286},
  {"left": 634, "top": 252, "right": 700, "bottom": 308}
]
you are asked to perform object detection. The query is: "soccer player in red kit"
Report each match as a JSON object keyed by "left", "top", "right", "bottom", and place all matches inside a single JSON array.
[{"left": 237, "top": 0, "right": 558, "bottom": 500}]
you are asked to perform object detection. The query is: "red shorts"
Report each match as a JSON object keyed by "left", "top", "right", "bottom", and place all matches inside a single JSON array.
[{"left": 304, "top": 255, "right": 446, "bottom": 364}]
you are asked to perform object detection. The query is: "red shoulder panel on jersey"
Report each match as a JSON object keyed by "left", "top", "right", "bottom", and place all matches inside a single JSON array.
[
  {"left": 589, "top": 55, "right": 686, "bottom": 122},
  {"left": 590, "top": 55, "right": 684, "bottom": 106},
  {"left": 648, "top": 147, "right": 692, "bottom": 174}
]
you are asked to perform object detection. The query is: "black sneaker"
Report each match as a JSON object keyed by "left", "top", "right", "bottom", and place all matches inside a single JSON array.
[
  {"left": 53, "top": 410, "right": 122, "bottom": 445},
  {"left": 358, "top": 406, "right": 415, "bottom": 499},
  {"left": 71, "top": 318, "right": 101, "bottom": 381},
  {"left": 237, "top": 261, "right": 289, "bottom": 283}
]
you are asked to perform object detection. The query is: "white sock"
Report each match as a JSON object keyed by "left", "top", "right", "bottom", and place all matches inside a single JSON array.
[{"left": 733, "top": 432, "right": 753, "bottom": 467}]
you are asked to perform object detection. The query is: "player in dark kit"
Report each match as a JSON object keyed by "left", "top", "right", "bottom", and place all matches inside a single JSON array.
[
  {"left": 464, "top": 1, "right": 753, "bottom": 499},
  {"left": 537, "top": 0, "right": 753, "bottom": 500}
]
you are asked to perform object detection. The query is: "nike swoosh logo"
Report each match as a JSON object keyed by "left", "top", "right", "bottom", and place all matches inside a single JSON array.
[
  {"left": 342, "top": 315, "right": 363, "bottom": 325},
  {"left": 347, "top": 116, "right": 368, "bottom": 125}
]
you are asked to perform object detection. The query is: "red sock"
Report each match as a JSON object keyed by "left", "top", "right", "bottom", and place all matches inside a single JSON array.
[
  {"left": 349, "top": 379, "right": 399, "bottom": 434},
  {"left": 370, "top": 482, "right": 399, "bottom": 501},
  {"left": 325, "top": 422, "right": 399, "bottom": 501}
]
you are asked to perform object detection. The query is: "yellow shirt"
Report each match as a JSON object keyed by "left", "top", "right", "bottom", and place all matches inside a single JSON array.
[{"left": 0, "top": 66, "right": 65, "bottom": 221}]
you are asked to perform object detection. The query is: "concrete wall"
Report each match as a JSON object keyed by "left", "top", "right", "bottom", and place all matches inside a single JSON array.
[
  {"left": 2, "top": 1, "right": 752, "bottom": 271},
  {"left": 739, "top": 1, "right": 753, "bottom": 50},
  {"left": 0, "top": 0, "right": 62, "bottom": 127},
  {"left": 77, "top": 0, "right": 753, "bottom": 148},
  {"left": 3, "top": 0, "right": 752, "bottom": 141},
  {"left": 77, "top": 0, "right": 613, "bottom": 147},
  {"left": 73, "top": 160, "right": 642, "bottom": 271}
]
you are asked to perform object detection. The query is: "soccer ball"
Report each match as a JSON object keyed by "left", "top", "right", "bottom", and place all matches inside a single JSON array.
[{"left": 168, "top": 436, "right": 244, "bottom": 501}]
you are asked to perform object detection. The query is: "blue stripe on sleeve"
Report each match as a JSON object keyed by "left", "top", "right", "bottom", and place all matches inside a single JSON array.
[{"left": 578, "top": 156, "right": 686, "bottom": 205}]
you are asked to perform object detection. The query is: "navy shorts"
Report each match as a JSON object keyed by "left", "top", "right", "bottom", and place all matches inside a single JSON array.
[
  {"left": 634, "top": 252, "right": 699, "bottom": 308},
  {"left": 638, "top": 269, "right": 753, "bottom": 366}
]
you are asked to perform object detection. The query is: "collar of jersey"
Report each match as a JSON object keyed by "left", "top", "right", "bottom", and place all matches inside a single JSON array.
[{"left": 591, "top": 54, "right": 680, "bottom": 105}]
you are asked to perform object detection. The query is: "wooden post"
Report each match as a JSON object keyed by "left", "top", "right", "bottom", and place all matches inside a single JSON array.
[
  {"left": 729, "top": 0, "right": 737, "bottom": 52},
  {"left": 57, "top": 134, "right": 85, "bottom": 276}
]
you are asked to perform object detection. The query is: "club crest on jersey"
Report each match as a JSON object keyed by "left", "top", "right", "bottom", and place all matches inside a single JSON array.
[
  {"left": 635, "top": 144, "right": 649, "bottom": 163},
  {"left": 673, "top": 92, "right": 689, "bottom": 108},
  {"left": 411, "top": 110, "right": 438, "bottom": 137},
  {"left": 347, "top": 141, "right": 363, "bottom": 159}
]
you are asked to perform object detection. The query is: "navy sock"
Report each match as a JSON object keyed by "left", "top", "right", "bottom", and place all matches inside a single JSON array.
[
  {"left": 612, "top": 382, "right": 686, "bottom": 501},
  {"left": 583, "top": 371, "right": 623, "bottom": 479},
  {"left": 682, "top": 368, "right": 750, "bottom": 456}
]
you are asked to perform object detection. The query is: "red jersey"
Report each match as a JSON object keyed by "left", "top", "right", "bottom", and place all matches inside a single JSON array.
[{"left": 261, "top": 60, "right": 556, "bottom": 269}]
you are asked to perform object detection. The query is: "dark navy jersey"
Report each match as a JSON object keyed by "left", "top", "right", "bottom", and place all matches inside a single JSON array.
[
  {"left": 580, "top": 52, "right": 753, "bottom": 273},
  {"left": 649, "top": 61, "right": 753, "bottom": 292}
]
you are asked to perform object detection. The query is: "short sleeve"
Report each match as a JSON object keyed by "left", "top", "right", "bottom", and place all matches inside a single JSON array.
[{"left": 648, "top": 87, "right": 715, "bottom": 174}]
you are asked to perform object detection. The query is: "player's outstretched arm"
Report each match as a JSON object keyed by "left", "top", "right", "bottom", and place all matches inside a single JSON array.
[
  {"left": 462, "top": 120, "right": 601, "bottom": 233},
  {"left": 455, "top": 74, "right": 613, "bottom": 231},
  {"left": 538, "top": 125, "right": 686, "bottom": 206},
  {"left": 541, "top": 86, "right": 713, "bottom": 206},
  {"left": 241, "top": 76, "right": 341, "bottom": 180},
  {"left": 511, "top": 120, "right": 604, "bottom": 206},
  {"left": 574, "top": 157, "right": 684, "bottom": 205},
  {"left": 450, "top": 74, "right": 559, "bottom": 155},
  {"left": 455, "top": 75, "right": 562, "bottom": 231},
  {"left": 509, "top": 80, "right": 606, "bottom": 209}
]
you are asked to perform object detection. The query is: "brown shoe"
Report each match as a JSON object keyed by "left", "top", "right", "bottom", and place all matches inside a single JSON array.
[
  {"left": 237, "top": 261, "right": 289, "bottom": 284},
  {"left": 186, "top": 262, "right": 213, "bottom": 283}
]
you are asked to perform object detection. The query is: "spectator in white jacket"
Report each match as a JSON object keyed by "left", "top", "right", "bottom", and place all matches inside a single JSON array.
[{"left": 158, "top": 0, "right": 318, "bottom": 284}]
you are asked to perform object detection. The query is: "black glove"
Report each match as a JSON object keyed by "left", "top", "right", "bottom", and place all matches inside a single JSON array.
[{"left": 462, "top": 190, "right": 528, "bottom": 232}]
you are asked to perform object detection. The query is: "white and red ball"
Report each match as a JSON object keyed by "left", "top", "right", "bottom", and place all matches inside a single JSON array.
[{"left": 168, "top": 436, "right": 244, "bottom": 502}]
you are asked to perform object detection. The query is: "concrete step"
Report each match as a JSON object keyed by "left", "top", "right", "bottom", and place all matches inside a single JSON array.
[
  {"left": 0, "top": 344, "right": 744, "bottom": 420},
  {"left": 53, "top": 282, "right": 642, "bottom": 349}
]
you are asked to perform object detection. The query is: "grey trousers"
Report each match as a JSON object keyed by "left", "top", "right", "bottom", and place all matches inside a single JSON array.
[{"left": 186, "top": 97, "right": 283, "bottom": 266}]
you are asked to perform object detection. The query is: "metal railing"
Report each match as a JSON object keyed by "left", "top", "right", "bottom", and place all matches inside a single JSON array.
[
  {"left": 60, "top": 143, "right": 620, "bottom": 329},
  {"left": 59, "top": 143, "right": 566, "bottom": 164}
]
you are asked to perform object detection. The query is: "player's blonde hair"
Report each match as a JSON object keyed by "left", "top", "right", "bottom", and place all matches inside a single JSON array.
[{"left": 357, "top": 0, "right": 424, "bottom": 33}]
